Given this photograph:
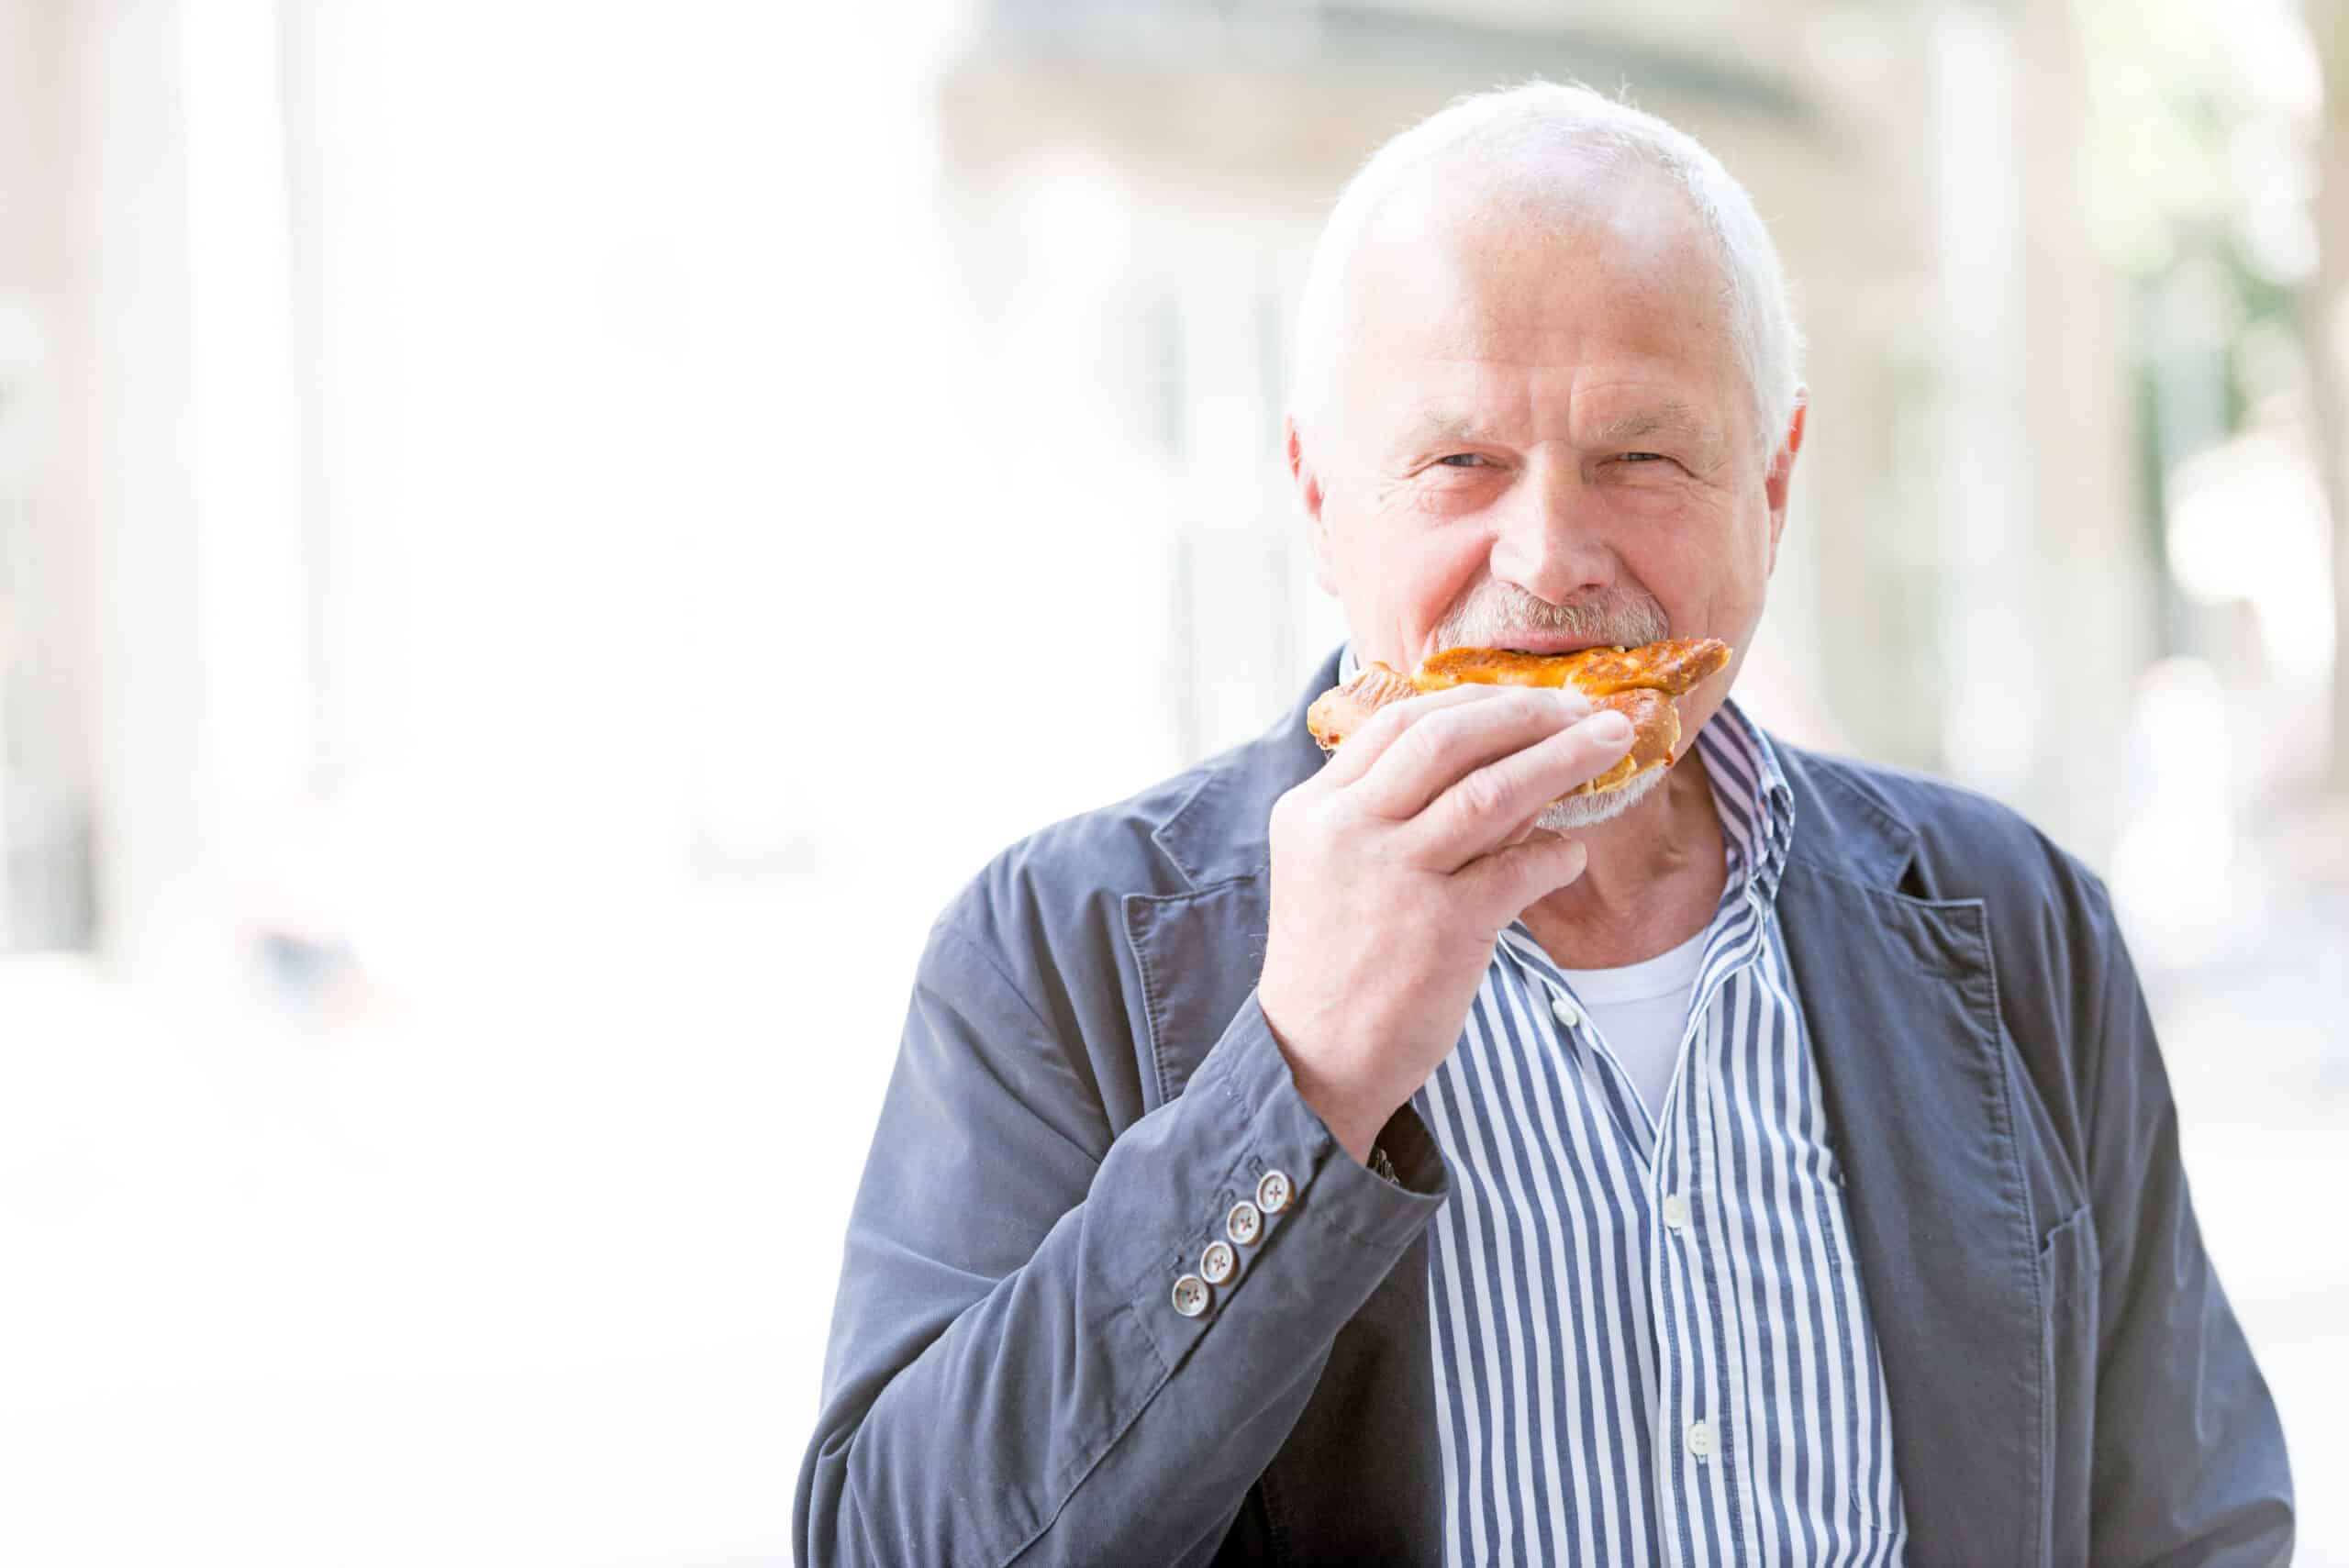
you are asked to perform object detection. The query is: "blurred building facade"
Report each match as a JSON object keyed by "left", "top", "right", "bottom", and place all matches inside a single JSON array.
[
  {"left": 936, "top": 0, "right": 2147, "bottom": 855},
  {"left": 3, "top": 0, "right": 2321, "bottom": 979}
]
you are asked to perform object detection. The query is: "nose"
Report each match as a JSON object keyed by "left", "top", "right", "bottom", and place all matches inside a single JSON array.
[{"left": 1486, "top": 457, "right": 1614, "bottom": 606}]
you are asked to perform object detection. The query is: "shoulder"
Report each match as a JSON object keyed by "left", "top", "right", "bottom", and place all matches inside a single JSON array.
[
  {"left": 1776, "top": 740, "right": 2113, "bottom": 920},
  {"left": 1772, "top": 740, "right": 2133, "bottom": 1055},
  {"left": 931, "top": 684, "right": 1318, "bottom": 943},
  {"left": 916, "top": 729, "right": 1270, "bottom": 1001},
  {"left": 941, "top": 751, "right": 1220, "bottom": 929}
]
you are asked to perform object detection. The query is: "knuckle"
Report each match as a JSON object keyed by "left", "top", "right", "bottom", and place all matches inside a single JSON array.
[
  {"left": 1453, "top": 768, "right": 1509, "bottom": 821},
  {"left": 1506, "top": 690, "right": 1553, "bottom": 725},
  {"left": 1269, "top": 789, "right": 1325, "bottom": 850},
  {"left": 1385, "top": 695, "right": 1442, "bottom": 733},
  {"left": 1275, "top": 785, "right": 1327, "bottom": 828},
  {"left": 1392, "top": 719, "right": 1447, "bottom": 773}
]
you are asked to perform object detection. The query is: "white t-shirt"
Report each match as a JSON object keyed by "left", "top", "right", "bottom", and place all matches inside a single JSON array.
[{"left": 1555, "top": 923, "right": 1710, "bottom": 1125}]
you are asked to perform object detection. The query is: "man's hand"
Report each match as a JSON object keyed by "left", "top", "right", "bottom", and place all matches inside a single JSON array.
[{"left": 1257, "top": 684, "right": 1635, "bottom": 1164}]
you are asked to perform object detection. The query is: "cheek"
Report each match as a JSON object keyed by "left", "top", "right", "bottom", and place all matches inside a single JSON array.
[
  {"left": 1618, "top": 505, "right": 1764, "bottom": 625},
  {"left": 1399, "top": 532, "right": 1492, "bottom": 628},
  {"left": 1682, "top": 512, "right": 1774, "bottom": 628},
  {"left": 1330, "top": 492, "right": 1495, "bottom": 639}
]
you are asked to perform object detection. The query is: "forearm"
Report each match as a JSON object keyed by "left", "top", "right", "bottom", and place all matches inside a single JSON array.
[{"left": 796, "top": 995, "right": 1445, "bottom": 1568}]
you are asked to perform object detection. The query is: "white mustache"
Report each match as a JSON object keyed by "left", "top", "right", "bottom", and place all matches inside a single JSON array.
[{"left": 1435, "top": 588, "right": 1670, "bottom": 649}]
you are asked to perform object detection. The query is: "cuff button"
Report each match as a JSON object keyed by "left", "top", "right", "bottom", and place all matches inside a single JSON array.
[
  {"left": 1200, "top": 1240, "right": 1237, "bottom": 1285},
  {"left": 1256, "top": 1169, "right": 1294, "bottom": 1216},
  {"left": 1226, "top": 1200, "right": 1264, "bottom": 1248},
  {"left": 1172, "top": 1273, "right": 1212, "bottom": 1318}
]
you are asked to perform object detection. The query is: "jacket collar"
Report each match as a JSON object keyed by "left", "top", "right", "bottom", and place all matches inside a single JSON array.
[
  {"left": 1151, "top": 648, "right": 1340, "bottom": 889},
  {"left": 1770, "top": 733, "right": 1922, "bottom": 892}
]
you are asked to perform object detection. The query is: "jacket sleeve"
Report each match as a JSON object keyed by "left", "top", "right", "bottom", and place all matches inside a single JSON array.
[
  {"left": 2083, "top": 890, "right": 2294, "bottom": 1565},
  {"left": 794, "top": 917, "right": 1449, "bottom": 1567}
]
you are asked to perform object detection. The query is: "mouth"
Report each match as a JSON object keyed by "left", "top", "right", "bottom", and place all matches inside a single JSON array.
[{"left": 1489, "top": 636, "right": 1625, "bottom": 657}]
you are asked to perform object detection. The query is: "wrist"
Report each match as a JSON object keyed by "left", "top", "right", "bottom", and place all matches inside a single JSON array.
[
  {"left": 1288, "top": 1062, "right": 1389, "bottom": 1167},
  {"left": 1255, "top": 994, "right": 1392, "bottom": 1167}
]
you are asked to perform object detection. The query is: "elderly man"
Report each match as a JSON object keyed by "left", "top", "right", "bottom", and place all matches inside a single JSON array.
[{"left": 796, "top": 83, "right": 2292, "bottom": 1566}]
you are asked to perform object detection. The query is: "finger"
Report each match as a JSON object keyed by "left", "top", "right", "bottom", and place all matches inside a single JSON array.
[
  {"left": 1497, "top": 811, "right": 1545, "bottom": 851},
  {"left": 1345, "top": 686, "right": 1596, "bottom": 818},
  {"left": 1460, "top": 828, "right": 1590, "bottom": 916},
  {"left": 1318, "top": 682, "right": 1559, "bottom": 791},
  {"left": 1407, "top": 709, "right": 1636, "bottom": 867}
]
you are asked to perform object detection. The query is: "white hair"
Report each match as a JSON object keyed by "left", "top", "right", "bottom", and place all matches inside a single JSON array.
[{"left": 1288, "top": 80, "right": 1805, "bottom": 466}]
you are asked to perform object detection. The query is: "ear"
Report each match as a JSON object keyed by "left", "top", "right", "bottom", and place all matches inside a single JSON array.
[
  {"left": 1287, "top": 415, "right": 1340, "bottom": 596},
  {"left": 1763, "top": 395, "right": 1808, "bottom": 573}
]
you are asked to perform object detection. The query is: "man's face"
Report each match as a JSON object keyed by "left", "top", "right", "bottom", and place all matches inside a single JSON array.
[{"left": 1292, "top": 169, "right": 1804, "bottom": 795}]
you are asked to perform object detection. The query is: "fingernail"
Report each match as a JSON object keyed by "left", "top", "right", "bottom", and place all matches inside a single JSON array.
[
  {"left": 1586, "top": 711, "right": 1631, "bottom": 742},
  {"left": 1552, "top": 689, "right": 1590, "bottom": 713}
]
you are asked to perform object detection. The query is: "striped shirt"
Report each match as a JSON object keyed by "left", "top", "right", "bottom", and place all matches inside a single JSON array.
[{"left": 1408, "top": 690, "right": 1909, "bottom": 1566}]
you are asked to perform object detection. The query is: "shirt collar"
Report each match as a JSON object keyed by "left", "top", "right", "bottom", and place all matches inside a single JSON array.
[
  {"left": 1695, "top": 690, "right": 1797, "bottom": 904},
  {"left": 1333, "top": 639, "right": 1797, "bottom": 903}
]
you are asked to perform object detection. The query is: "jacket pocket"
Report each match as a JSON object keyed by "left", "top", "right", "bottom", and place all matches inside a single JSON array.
[{"left": 2039, "top": 1203, "right": 2099, "bottom": 1567}]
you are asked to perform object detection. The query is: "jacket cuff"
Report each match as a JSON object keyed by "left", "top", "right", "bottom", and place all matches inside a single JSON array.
[
  {"left": 1099, "top": 986, "right": 1448, "bottom": 1383},
  {"left": 1211, "top": 993, "right": 1449, "bottom": 1249},
  {"left": 1373, "top": 1097, "right": 1444, "bottom": 1195}
]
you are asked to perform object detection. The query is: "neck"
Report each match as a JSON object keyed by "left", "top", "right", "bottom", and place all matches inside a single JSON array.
[{"left": 1518, "top": 749, "right": 1727, "bottom": 969}]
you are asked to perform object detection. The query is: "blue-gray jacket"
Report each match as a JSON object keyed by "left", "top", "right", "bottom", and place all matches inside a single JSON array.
[{"left": 797, "top": 649, "right": 2293, "bottom": 1566}]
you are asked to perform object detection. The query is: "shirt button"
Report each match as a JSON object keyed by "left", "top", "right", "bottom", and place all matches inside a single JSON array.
[
  {"left": 1172, "top": 1274, "right": 1212, "bottom": 1318},
  {"left": 1662, "top": 1194, "right": 1691, "bottom": 1231},
  {"left": 1686, "top": 1419, "right": 1714, "bottom": 1461},
  {"left": 1550, "top": 995, "right": 1583, "bottom": 1029},
  {"left": 1226, "top": 1200, "right": 1264, "bottom": 1248},
  {"left": 1200, "top": 1240, "right": 1237, "bottom": 1285},
  {"left": 1255, "top": 1170, "right": 1294, "bottom": 1216}
]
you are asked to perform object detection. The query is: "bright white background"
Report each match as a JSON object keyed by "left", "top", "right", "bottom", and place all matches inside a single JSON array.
[{"left": 0, "top": 1, "right": 2342, "bottom": 1562}]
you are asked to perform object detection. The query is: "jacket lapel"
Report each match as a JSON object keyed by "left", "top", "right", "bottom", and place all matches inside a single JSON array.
[
  {"left": 1123, "top": 873, "right": 1271, "bottom": 1109},
  {"left": 1773, "top": 751, "right": 2044, "bottom": 1567},
  {"left": 1119, "top": 652, "right": 1331, "bottom": 1107}
]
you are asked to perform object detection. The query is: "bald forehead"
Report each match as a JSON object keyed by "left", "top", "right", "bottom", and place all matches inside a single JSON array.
[
  {"left": 1351, "top": 157, "right": 1714, "bottom": 310},
  {"left": 1341, "top": 163, "right": 1733, "bottom": 362},
  {"left": 1320, "top": 160, "right": 1749, "bottom": 460}
]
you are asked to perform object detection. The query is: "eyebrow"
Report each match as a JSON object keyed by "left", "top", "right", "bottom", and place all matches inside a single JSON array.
[
  {"left": 1399, "top": 407, "right": 1493, "bottom": 450},
  {"left": 1400, "top": 398, "right": 1723, "bottom": 456},
  {"left": 1586, "top": 400, "right": 1719, "bottom": 450}
]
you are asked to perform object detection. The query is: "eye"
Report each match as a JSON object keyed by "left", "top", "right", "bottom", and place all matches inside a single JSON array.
[
  {"left": 1435, "top": 453, "right": 1490, "bottom": 468},
  {"left": 1619, "top": 451, "right": 1665, "bottom": 464}
]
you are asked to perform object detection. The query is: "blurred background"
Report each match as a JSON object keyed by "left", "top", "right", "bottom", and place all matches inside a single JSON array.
[{"left": 1, "top": 0, "right": 2343, "bottom": 1562}]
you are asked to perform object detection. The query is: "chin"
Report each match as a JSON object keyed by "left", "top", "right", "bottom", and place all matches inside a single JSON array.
[{"left": 1534, "top": 767, "right": 1668, "bottom": 831}]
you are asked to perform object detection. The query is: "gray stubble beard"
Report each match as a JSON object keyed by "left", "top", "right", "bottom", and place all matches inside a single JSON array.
[{"left": 1533, "top": 763, "right": 1667, "bottom": 831}]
